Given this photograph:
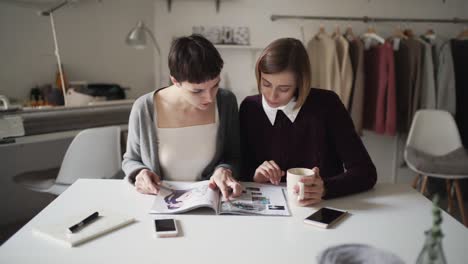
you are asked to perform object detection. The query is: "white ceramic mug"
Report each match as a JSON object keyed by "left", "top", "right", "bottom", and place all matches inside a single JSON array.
[{"left": 286, "top": 168, "right": 315, "bottom": 206}]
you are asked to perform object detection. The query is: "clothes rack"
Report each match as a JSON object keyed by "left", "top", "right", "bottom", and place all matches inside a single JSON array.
[
  {"left": 271, "top": 15, "right": 468, "bottom": 24},
  {"left": 271, "top": 14, "right": 468, "bottom": 184}
]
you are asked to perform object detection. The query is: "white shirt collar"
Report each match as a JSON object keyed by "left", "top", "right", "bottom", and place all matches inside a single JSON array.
[{"left": 262, "top": 95, "right": 302, "bottom": 125}]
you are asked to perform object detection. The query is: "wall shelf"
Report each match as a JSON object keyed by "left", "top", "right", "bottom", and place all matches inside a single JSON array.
[
  {"left": 215, "top": 44, "right": 262, "bottom": 50},
  {"left": 214, "top": 45, "right": 263, "bottom": 69},
  {"left": 166, "top": 0, "right": 222, "bottom": 13}
]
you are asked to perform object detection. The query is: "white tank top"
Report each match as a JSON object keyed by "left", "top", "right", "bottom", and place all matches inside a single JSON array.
[{"left": 155, "top": 106, "right": 218, "bottom": 181}]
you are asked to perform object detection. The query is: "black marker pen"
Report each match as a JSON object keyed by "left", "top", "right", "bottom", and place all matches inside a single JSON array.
[{"left": 68, "top": 211, "right": 99, "bottom": 234}]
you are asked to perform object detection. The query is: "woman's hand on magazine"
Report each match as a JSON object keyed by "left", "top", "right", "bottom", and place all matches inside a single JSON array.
[
  {"left": 253, "top": 160, "right": 285, "bottom": 185},
  {"left": 135, "top": 169, "right": 162, "bottom": 195},
  {"left": 209, "top": 167, "right": 242, "bottom": 200}
]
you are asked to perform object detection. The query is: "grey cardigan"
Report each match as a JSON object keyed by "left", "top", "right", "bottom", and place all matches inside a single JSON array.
[
  {"left": 122, "top": 88, "right": 240, "bottom": 184},
  {"left": 420, "top": 36, "right": 456, "bottom": 114}
]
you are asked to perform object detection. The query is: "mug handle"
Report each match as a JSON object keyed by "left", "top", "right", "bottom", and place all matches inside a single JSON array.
[
  {"left": 297, "top": 182, "right": 305, "bottom": 201},
  {"left": 297, "top": 171, "right": 316, "bottom": 201}
]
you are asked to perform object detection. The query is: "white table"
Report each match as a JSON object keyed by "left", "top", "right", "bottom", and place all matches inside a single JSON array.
[{"left": 1, "top": 180, "right": 466, "bottom": 264}]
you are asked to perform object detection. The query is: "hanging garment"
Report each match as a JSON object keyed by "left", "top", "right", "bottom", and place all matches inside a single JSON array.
[
  {"left": 334, "top": 35, "right": 354, "bottom": 108},
  {"left": 363, "top": 42, "right": 397, "bottom": 135},
  {"left": 348, "top": 38, "right": 366, "bottom": 135},
  {"left": 451, "top": 39, "right": 468, "bottom": 147},
  {"left": 417, "top": 38, "right": 437, "bottom": 109},
  {"left": 393, "top": 38, "right": 423, "bottom": 133},
  {"left": 307, "top": 32, "right": 341, "bottom": 98},
  {"left": 421, "top": 36, "right": 456, "bottom": 115}
]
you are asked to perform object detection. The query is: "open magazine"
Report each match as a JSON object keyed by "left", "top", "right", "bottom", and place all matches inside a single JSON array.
[{"left": 150, "top": 180, "right": 291, "bottom": 216}]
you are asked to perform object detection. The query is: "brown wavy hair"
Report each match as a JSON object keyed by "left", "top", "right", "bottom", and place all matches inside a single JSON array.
[{"left": 255, "top": 38, "right": 311, "bottom": 109}]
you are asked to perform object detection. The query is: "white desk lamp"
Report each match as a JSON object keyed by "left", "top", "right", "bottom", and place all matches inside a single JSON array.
[
  {"left": 126, "top": 20, "right": 163, "bottom": 87},
  {"left": 39, "top": 0, "right": 74, "bottom": 106}
]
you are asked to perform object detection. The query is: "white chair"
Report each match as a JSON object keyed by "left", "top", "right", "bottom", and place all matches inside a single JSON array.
[
  {"left": 404, "top": 110, "right": 468, "bottom": 226},
  {"left": 14, "top": 126, "right": 122, "bottom": 195}
]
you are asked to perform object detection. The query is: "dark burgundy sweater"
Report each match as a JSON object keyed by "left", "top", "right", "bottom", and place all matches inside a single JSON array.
[{"left": 239, "top": 88, "right": 377, "bottom": 199}]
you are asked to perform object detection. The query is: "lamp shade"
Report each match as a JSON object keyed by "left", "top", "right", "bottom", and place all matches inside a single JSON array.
[
  {"left": 125, "top": 21, "right": 147, "bottom": 49},
  {"left": 125, "top": 20, "right": 163, "bottom": 87}
]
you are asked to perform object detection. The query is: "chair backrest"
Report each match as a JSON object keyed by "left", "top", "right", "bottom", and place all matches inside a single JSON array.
[
  {"left": 55, "top": 126, "right": 122, "bottom": 185},
  {"left": 406, "top": 110, "right": 463, "bottom": 156}
]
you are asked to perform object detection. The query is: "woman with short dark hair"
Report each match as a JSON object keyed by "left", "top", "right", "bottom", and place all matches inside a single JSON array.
[
  {"left": 123, "top": 34, "right": 242, "bottom": 199},
  {"left": 240, "top": 38, "right": 377, "bottom": 206}
]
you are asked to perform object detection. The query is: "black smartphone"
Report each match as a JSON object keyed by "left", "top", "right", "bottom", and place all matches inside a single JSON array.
[
  {"left": 154, "top": 219, "right": 178, "bottom": 237},
  {"left": 304, "top": 207, "right": 348, "bottom": 228}
]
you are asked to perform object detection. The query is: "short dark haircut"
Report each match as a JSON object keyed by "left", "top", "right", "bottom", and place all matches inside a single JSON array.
[
  {"left": 255, "top": 38, "right": 311, "bottom": 109},
  {"left": 168, "top": 34, "right": 224, "bottom": 84}
]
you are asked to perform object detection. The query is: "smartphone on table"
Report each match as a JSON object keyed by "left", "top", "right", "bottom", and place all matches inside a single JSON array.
[
  {"left": 154, "top": 219, "right": 179, "bottom": 237},
  {"left": 304, "top": 207, "right": 348, "bottom": 229}
]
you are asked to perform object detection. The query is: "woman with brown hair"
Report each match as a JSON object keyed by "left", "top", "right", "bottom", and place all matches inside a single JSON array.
[{"left": 239, "top": 38, "right": 377, "bottom": 206}]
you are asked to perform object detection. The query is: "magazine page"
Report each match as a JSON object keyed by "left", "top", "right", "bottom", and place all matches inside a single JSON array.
[
  {"left": 218, "top": 182, "right": 291, "bottom": 216},
  {"left": 149, "top": 180, "right": 220, "bottom": 214}
]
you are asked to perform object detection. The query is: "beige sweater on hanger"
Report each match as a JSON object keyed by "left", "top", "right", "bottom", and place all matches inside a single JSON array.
[
  {"left": 334, "top": 35, "right": 354, "bottom": 109},
  {"left": 307, "top": 32, "right": 341, "bottom": 100}
]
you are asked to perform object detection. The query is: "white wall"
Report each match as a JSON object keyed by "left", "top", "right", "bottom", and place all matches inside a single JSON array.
[
  {"left": 0, "top": 0, "right": 155, "bottom": 101},
  {"left": 153, "top": 0, "right": 467, "bottom": 183},
  {"left": 0, "top": 0, "right": 155, "bottom": 226}
]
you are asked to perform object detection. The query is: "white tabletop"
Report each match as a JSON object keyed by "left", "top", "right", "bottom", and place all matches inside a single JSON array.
[{"left": 1, "top": 180, "right": 466, "bottom": 264}]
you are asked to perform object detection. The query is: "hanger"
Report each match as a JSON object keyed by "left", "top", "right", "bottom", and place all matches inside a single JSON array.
[
  {"left": 403, "top": 27, "right": 415, "bottom": 38},
  {"left": 361, "top": 21, "right": 385, "bottom": 44},
  {"left": 345, "top": 24, "right": 356, "bottom": 41},
  {"left": 366, "top": 24, "right": 375, "bottom": 34},
  {"left": 392, "top": 25, "right": 408, "bottom": 40},
  {"left": 424, "top": 28, "right": 436, "bottom": 40},
  {"left": 318, "top": 23, "right": 326, "bottom": 35},
  {"left": 314, "top": 23, "right": 327, "bottom": 39},
  {"left": 331, "top": 24, "right": 341, "bottom": 38}
]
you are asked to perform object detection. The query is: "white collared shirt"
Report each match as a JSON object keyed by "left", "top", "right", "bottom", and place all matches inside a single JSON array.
[{"left": 262, "top": 95, "right": 302, "bottom": 125}]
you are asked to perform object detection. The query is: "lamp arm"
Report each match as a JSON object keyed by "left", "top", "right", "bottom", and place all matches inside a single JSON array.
[
  {"left": 40, "top": 0, "right": 71, "bottom": 106},
  {"left": 49, "top": 13, "right": 68, "bottom": 105},
  {"left": 143, "top": 28, "right": 161, "bottom": 55},
  {"left": 143, "top": 28, "right": 163, "bottom": 87},
  {"left": 40, "top": 0, "right": 69, "bottom": 16}
]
